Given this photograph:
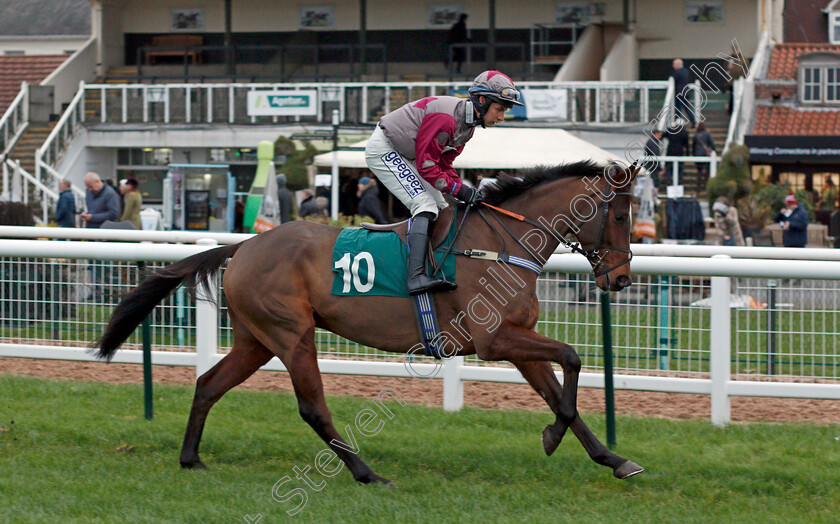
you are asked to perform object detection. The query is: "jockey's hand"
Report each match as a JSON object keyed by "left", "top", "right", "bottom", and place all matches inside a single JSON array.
[{"left": 454, "top": 184, "right": 484, "bottom": 206}]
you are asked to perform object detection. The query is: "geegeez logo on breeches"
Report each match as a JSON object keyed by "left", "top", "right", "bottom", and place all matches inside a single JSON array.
[{"left": 381, "top": 151, "right": 425, "bottom": 198}]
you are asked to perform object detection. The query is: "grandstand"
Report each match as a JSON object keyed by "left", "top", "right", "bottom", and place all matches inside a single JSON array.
[{"left": 0, "top": 0, "right": 782, "bottom": 227}]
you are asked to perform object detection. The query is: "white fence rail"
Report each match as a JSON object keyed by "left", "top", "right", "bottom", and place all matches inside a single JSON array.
[
  {"left": 35, "top": 82, "right": 86, "bottom": 192},
  {"left": 0, "top": 82, "right": 27, "bottom": 157},
  {"left": 1, "top": 236, "right": 839, "bottom": 426},
  {"left": 81, "top": 80, "right": 670, "bottom": 127}
]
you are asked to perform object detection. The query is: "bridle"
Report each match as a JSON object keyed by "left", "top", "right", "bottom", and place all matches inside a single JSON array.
[{"left": 476, "top": 176, "right": 634, "bottom": 279}]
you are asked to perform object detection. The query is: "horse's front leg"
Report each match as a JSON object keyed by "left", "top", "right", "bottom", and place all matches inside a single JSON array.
[
  {"left": 511, "top": 360, "right": 644, "bottom": 479},
  {"left": 481, "top": 322, "right": 581, "bottom": 447}
]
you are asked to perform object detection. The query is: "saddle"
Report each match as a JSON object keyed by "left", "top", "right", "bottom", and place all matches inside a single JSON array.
[
  {"left": 361, "top": 206, "right": 458, "bottom": 360},
  {"left": 361, "top": 205, "right": 456, "bottom": 252}
]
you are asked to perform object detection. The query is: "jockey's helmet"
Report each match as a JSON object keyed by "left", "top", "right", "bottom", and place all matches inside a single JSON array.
[{"left": 469, "top": 70, "right": 524, "bottom": 119}]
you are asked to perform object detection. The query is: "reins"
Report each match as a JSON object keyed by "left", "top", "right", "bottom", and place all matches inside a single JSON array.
[{"left": 432, "top": 174, "right": 635, "bottom": 279}]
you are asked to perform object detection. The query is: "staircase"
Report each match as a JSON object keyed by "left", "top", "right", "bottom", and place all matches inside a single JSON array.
[
  {"left": 370, "top": 74, "right": 431, "bottom": 121},
  {"left": 7, "top": 122, "right": 55, "bottom": 176},
  {"left": 104, "top": 66, "right": 139, "bottom": 84},
  {"left": 670, "top": 99, "right": 730, "bottom": 198},
  {"left": 81, "top": 68, "right": 139, "bottom": 122}
]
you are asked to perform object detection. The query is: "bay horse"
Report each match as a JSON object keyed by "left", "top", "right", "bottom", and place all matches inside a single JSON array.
[{"left": 95, "top": 160, "right": 643, "bottom": 483}]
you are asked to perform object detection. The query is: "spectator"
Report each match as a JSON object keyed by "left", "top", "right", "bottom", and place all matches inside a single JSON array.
[
  {"left": 692, "top": 122, "right": 716, "bottom": 194},
  {"left": 55, "top": 179, "right": 76, "bottom": 227},
  {"left": 643, "top": 129, "right": 666, "bottom": 188},
  {"left": 298, "top": 189, "right": 321, "bottom": 218},
  {"left": 670, "top": 58, "right": 694, "bottom": 125},
  {"left": 665, "top": 122, "right": 689, "bottom": 186},
  {"left": 81, "top": 172, "right": 120, "bottom": 228},
  {"left": 315, "top": 196, "right": 330, "bottom": 216},
  {"left": 105, "top": 178, "right": 122, "bottom": 215},
  {"left": 276, "top": 173, "right": 294, "bottom": 224},
  {"left": 81, "top": 172, "right": 120, "bottom": 300},
  {"left": 775, "top": 193, "right": 809, "bottom": 247},
  {"left": 356, "top": 177, "right": 388, "bottom": 224},
  {"left": 818, "top": 177, "right": 837, "bottom": 212},
  {"left": 119, "top": 177, "right": 142, "bottom": 229},
  {"left": 447, "top": 13, "right": 469, "bottom": 74},
  {"left": 712, "top": 196, "right": 744, "bottom": 246}
]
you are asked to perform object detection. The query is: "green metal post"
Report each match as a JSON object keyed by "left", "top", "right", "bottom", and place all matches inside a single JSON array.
[
  {"left": 658, "top": 275, "right": 671, "bottom": 370},
  {"left": 138, "top": 261, "right": 153, "bottom": 420},
  {"left": 142, "top": 315, "right": 153, "bottom": 420},
  {"left": 600, "top": 291, "right": 616, "bottom": 449}
]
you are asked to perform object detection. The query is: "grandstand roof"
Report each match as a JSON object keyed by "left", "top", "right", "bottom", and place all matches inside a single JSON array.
[
  {"left": 313, "top": 128, "right": 621, "bottom": 170},
  {"left": 0, "top": 55, "right": 69, "bottom": 113}
]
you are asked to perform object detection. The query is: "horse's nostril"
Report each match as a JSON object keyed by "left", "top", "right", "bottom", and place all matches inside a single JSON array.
[{"left": 617, "top": 275, "right": 632, "bottom": 288}]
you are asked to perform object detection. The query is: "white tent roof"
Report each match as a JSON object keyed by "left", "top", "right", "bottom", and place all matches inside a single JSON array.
[{"left": 313, "top": 127, "right": 622, "bottom": 170}]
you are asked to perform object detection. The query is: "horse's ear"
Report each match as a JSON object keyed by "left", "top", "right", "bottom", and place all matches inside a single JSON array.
[
  {"left": 627, "top": 161, "right": 641, "bottom": 184},
  {"left": 605, "top": 161, "right": 637, "bottom": 188}
]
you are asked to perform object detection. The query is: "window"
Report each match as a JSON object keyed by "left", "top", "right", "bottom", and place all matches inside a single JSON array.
[
  {"left": 831, "top": 12, "right": 840, "bottom": 44},
  {"left": 827, "top": 67, "right": 840, "bottom": 102},
  {"left": 803, "top": 67, "right": 821, "bottom": 102},
  {"left": 798, "top": 53, "right": 840, "bottom": 104}
]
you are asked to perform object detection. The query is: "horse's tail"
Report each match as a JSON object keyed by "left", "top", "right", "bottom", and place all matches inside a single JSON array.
[{"left": 94, "top": 242, "right": 244, "bottom": 361}]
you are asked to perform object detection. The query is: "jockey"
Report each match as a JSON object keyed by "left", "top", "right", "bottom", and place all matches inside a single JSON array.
[{"left": 365, "top": 70, "right": 523, "bottom": 295}]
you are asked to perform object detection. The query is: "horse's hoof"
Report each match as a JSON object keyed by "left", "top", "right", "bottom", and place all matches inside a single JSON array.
[
  {"left": 359, "top": 473, "right": 396, "bottom": 488},
  {"left": 541, "top": 424, "right": 565, "bottom": 456},
  {"left": 180, "top": 459, "right": 207, "bottom": 470},
  {"left": 613, "top": 460, "right": 644, "bottom": 480}
]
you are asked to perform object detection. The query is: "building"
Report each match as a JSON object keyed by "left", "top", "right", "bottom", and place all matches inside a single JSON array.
[
  {"left": 0, "top": 0, "right": 780, "bottom": 224},
  {"left": 745, "top": 0, "right": 840, "bottom": 217}
]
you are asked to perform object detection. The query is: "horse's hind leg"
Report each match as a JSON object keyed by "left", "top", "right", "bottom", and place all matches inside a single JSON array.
[
  {"left": 180, "top": 315, "right": 273, "bottom": 469},
  {"left": 284, "top": 326, "right": 393, "bottom": 486},
  {"left": 511, "top": 360, "right": 643, "bottom": 479}
]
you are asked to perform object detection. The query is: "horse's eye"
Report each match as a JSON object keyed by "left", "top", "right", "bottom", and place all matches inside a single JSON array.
[{"left": 615, "top": 214, "right": 627, "bottom": 223}]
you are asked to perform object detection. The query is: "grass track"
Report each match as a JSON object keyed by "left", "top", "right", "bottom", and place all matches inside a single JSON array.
[{"left": 1, "top": 374, "right": 839, "bottom": 523}]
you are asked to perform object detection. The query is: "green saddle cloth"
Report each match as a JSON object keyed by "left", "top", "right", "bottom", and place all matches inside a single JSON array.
[{"left": 331, "top": 216, "right": 457, "bottom": 297}]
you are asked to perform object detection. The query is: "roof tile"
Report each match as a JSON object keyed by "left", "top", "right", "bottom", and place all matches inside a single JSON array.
[
  {"left": 767, "top": 43, "right": 840, "bottom": 79},
  {"left": 752, "top": 105, "right": 840, "bottom": 135},
  {"left": 0, "top": 54, "right": 68, "bottom": 113}
]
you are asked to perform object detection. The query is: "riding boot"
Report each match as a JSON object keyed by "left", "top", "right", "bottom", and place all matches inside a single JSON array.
[{"left": 406, "top": 213, "right": 456, "bottom": 296}]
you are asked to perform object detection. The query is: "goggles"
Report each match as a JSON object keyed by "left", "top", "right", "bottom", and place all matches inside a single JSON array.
[{"left": 498, "top": 87, "right": 521, "bottom": 103}]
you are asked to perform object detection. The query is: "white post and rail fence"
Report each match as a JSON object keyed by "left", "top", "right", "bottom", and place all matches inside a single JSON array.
[{"left": 0, "top": 228, "right": 839, "bottom": 427}]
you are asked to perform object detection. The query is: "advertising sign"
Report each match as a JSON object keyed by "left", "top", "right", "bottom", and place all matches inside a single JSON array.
[
  {"left": 247, "top": 91, "right": 319, "bottom": 116},
  {"left": 522, "top": 89, "right": 568, "bottom": 121}
]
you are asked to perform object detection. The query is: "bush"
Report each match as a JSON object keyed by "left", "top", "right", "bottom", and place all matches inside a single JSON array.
[
  {"left": 274, "top": 137, "right": 322, "bottom": 191},
  {"left": 301, "top": 213, "right": 372, "bottom": 228},
  {"left": 706, "top": 145, "right": 751, "bottom": 205}
]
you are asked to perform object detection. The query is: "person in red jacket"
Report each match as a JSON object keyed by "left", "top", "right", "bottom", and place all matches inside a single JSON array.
[{"left": 364, "top": 70, "right": 523, "bottom": 295}]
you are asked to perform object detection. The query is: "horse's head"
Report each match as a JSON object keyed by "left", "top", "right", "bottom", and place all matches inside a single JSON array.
[{"left": 573, "top": 162, "right": 638, "bottom": 292}]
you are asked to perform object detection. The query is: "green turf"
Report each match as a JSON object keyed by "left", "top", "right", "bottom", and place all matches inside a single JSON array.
[{"left": 1, "top": 374, "right": 838, "bottom": 523}]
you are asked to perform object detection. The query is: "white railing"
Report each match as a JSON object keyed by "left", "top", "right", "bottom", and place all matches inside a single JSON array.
[
  {"left": 725, "top": 30, "right": 770, "bottom": 153},
  {"left": 0, "top": 82, "right": 28, "bottom": 156},
  {"left": 655, "top": 77, "right": 675, "bottom": 132},
  {"left": 81, "top": 80, "right": 670, "bottom": 127},
  {"left": 1, "top": 237, "right": 839, "bottom": 425},
  {"left": 4, "top": 226, "right": 840, "bottom": 262},
  {"left": 1, "top": 159, "right": 57, "bottom": 223},
  {"left": 34, "top": 82, "right": 86, "bottom": 189}
]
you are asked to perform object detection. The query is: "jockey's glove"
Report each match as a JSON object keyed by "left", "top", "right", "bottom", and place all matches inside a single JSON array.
[{"left": 454, "top": 184, "right": 485, "bottom": 206}]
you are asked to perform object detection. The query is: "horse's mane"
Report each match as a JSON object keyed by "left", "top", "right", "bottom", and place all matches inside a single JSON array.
[{"left": 481, "top": 160, "right": 607, "bottom": 206}]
